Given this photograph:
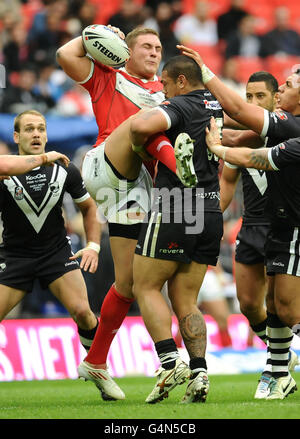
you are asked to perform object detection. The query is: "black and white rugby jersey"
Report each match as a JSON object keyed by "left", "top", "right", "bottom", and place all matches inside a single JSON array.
[
  {"left": 0, "top": 161, "right": 90, "bottom": 257},
  {"left": 261, "top": 110, "right": 300, "bottom": 227},
  {"left": 224, "top": 162, "right": 269, "bottom": 226},
  {"left": 266, "top": 137, "right": 300, "bottom": 227},
  {"left": 155, "top": 89, "right": 223, "bottom": 213}
]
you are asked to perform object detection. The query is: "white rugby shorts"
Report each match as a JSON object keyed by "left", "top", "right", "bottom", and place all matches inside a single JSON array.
[{"left": 82, "top": 143, "right": 153, "bottom": 225}]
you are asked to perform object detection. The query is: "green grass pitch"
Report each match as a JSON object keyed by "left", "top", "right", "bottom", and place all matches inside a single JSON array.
[{"left": 0, "top": 373, "right": 300, "bottom": 420}]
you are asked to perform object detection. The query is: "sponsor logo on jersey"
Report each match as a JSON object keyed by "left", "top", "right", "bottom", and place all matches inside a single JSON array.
[
  {"left": 168, "top": 242, "right": 179, "bottom": 249},
  {"left": 65, "top": 260, "right": 79, "bottom": 267},
  {"left": 25, "top": 173, "right": 46, "bottom": 181},
  {"left": 271, "top": 110, "right": 288, "bottom": 123},
  {"left": 274, "top": 110, "right": 288, "bottom": 120},
  {"left": 203, "top": 100, "right": 222, "bottom": 110},
  {"left": 274, "top": 143, "right": 286, "bottom": 156},
  {"left": 272, "top": 261, "right": 284, "bottom": 267},
  {"left": 14, "top": 186, "right": 24, "bottom": 200},
  {"left": 159, "top": 243, "right": 184, "bottom": 254}
]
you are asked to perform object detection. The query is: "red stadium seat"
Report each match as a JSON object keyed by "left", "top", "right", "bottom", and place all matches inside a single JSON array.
[
  {"left": 265, "top": 55, "right": 300, "bottom": 85},
  {"left": 231, "top": 57, "right": 265, "bottom": 83},
  {"left": 182, "top": 0, "right": 230, "bottom": 17},
  {"left": 186, "top": 44, "right": 224, "bottom": 75}
]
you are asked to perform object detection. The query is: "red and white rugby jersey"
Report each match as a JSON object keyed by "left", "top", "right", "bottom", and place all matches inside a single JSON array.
[{"left": 79, "top": 60, "right": 165, "bottom": 146}]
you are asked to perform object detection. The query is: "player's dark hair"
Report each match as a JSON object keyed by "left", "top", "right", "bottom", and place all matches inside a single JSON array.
[
  {"left": 247, "top": 71, "right": 278, "bottom": 94},
  {"left": 162, "top": 55, "right": 203, "bottom": 86},
  {"left": 14, "top": 110, "right": 46, "bottom": 132}
]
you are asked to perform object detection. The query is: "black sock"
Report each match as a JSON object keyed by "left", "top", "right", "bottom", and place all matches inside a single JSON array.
[
  {"left": 77, "top": 318, "right": 99, "bottom": 352},
  {"left": 190, "top": 357, "right": 207, "bottom": 377},
  {"left": 250, "top": 318, "right": 268, "bottom": 344},
  {"left": 155, "top": 338, "right": 179, "bottom": 370}
]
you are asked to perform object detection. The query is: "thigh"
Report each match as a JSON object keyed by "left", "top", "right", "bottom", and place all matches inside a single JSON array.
[
  {"left": 110, "top": 235, "right": 137, "bottom": 282},
  {"left": 133, "top": 253, "right": 179, "bottom": 294},
  {"left": 49, "top": 269, "right": 89, "bottom": 311},
  {"left": 0, "top": 284, "right": 26, "bottom": 321},
  {"left": 235, "top": 262, "right": 267, "bottom": 301}
]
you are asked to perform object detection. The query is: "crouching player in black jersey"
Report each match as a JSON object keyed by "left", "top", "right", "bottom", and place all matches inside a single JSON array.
[
  {"left": 0, "top": 110, "right": 100, "bottom": 353},
  {"left": 206, "top": 117, "right": 300, "bottom": 400}
]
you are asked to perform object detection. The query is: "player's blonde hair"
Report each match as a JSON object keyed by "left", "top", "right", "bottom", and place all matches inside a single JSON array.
[
  {"left": 125, "top": 27, "right": 160, "bottom": 49},
  {"left": 14, "top": 110, "right": 46, "bottom": 133}
]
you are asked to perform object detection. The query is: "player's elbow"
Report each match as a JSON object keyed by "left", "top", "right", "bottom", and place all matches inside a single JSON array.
[{"left": 56, "top": 47, "right": 67, "bottom": 68}]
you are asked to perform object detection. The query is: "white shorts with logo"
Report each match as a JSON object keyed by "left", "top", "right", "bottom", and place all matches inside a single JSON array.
[{"left": 82, "top": 143, "right": 153, "bottom": 225}]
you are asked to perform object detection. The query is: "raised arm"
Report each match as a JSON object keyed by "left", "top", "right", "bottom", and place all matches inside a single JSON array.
[
  {"left": 56, "top": 36, "right": 92, "bottom": 83},
  {"left": 177, "top": 45, "right": 266, "bottom": 135},
  {"left": 0, "top": 151, "right": 69, "bottom": 176}
]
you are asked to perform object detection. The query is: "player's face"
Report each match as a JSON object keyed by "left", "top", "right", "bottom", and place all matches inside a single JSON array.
[
  {"left": 126, "top": 34, "right": 162, "bottom": 80},
  {"left": 161, "top": 71, "right": 181, "bottom": 98},
  {"left": 277, "top": 73, "right": 300, "bottom": 114},
  {"left": 246, "top": 81, "right": 276, "bottom": 111},
  {"left": 14, "top": 114, "right": 48, "bottom": 155}
]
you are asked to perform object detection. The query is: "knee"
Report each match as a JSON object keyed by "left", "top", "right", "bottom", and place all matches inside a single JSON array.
[
  {"left": 70, "top": 303, "right": 94, "bottom": 325},
  {"left": 238, "top": 294, "right": 262, "bottom": 315},
  {"left": 115, "top": 273, "right": 134, "bottom": 298},
  {"left": 276, "top": 300, "right": 300, "bottom": 328}
]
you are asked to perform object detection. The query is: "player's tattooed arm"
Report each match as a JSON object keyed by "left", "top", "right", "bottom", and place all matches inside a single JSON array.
[
  {"left": 0, "top": 152, "right": 69, "bottom": 176},
  {"left": 248, "top": 149, "right": 273, "bottom": 170}
]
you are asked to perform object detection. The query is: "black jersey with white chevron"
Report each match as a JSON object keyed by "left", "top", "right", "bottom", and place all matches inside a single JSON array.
[
  {"left": 0, "top": 161, "right": 90, "bottom": 257},
  {"left": 156, "top": 89, "right": 223, "bottom": 212},
  {"left": 240, "top": 166, "right": 269, "bottom": 225},
  {"left": 261, "top": 110, "right": 300, "bottom": 227},
  {"left": 262, "top": 109, "right": 300, "bottom": 147},
  {"left": 266, "top": 137, "right": 300, "bottom": 227}
]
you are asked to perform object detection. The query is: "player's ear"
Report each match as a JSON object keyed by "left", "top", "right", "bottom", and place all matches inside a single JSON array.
[{"left": 13, "top": 131, "right": 19, "bottom": 145}]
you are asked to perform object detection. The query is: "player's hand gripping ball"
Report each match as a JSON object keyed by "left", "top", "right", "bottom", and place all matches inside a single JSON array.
[{"left": 82, "top": 24, "right": 130, "bottom": 68}]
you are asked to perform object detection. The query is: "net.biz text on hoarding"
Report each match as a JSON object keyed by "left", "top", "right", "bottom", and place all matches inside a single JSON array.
[{"left": 0, "top": 315, "right": 299, "bottom": 381}]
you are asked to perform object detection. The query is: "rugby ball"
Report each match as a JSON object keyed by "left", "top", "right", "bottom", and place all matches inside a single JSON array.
[{"left": 82, "top": 24, "right": 130, "bottom": 68}]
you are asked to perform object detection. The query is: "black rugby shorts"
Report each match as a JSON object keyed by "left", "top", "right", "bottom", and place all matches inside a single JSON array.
[
  {"left": 235, "top": 224, "right": 270, "bottom": 265},
  {"left": 0, "top": 243, "right": 80, "bottom": 292},
  {"left": 265, "top": 226, "right": 300, "bottom": 276},
  {"left": 135, "top": 211, "right": 223, "bottom": 266}
]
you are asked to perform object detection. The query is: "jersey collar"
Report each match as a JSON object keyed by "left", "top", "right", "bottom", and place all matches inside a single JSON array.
[{"left": 119, "top": 67, "right": 158, "bottom": 83}]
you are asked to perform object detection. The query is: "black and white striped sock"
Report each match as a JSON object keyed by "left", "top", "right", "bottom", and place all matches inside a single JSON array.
[{"left": 266, "top": 312, "right": 293, "bottom": 378}]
